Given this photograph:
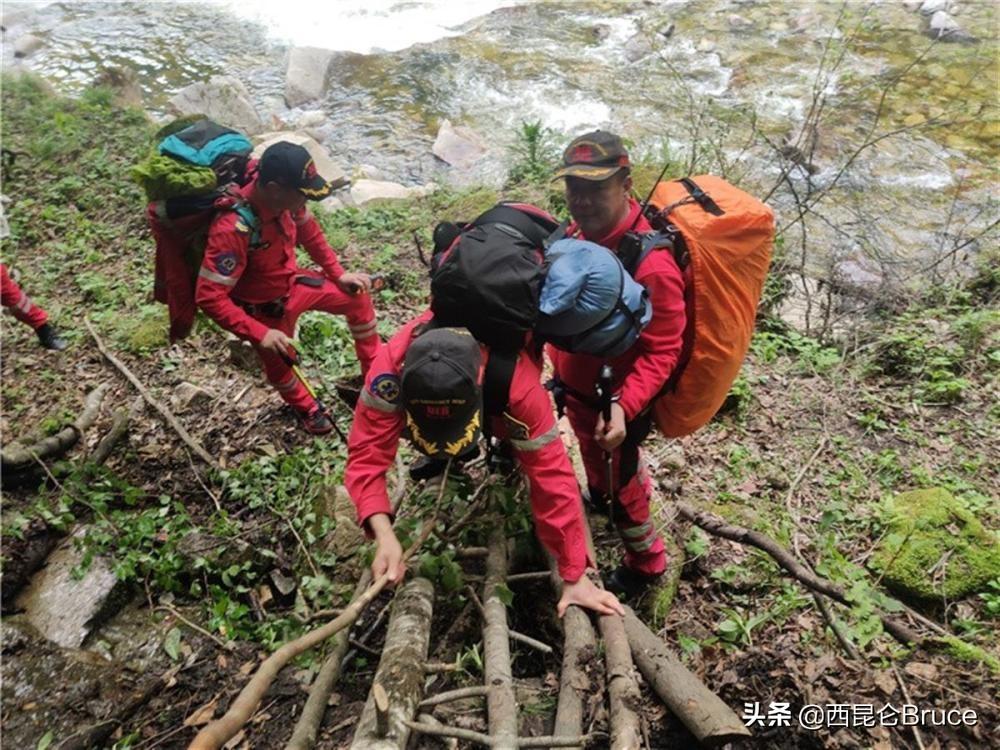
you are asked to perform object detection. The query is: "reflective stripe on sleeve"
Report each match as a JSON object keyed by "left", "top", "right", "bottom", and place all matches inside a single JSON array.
[
  {"left": 360, "top": 387, "right": 401, "bottom": 413},
  {"left": 508, "top": 423, "right": 559, "bottom": 452},
  {"left": 198, "top": 267, "right": 238, "bottom": 287}
]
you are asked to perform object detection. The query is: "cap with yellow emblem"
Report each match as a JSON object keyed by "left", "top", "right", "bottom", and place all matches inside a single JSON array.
[
  {"left": 257, "top": 141, "right": 333, "bottom": 199},
  {"left": 552, "top": 130, "right": 631, "bottom": 181},
  {"left": 401, "top": 327, "right": 483, "bottom": 459}
]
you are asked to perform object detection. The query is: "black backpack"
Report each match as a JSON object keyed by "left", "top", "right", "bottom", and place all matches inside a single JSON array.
[{"left": 429, "top": 203, "right": 560, "bottom": 352}]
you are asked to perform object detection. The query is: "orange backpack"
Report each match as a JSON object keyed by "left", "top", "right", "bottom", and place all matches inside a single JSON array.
[{"left": 642, "top": 175, "right": 774, "bottom": 437}]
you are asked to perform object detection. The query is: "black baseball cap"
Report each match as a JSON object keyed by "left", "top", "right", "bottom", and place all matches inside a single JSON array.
[
  {"left": 257, "top": 141, "right": 333, "bottom": 200},
  {"left": 401, "top": 327, "right": 482, "bottom": 459},
  {"left": 553, "top": 130, "right": 631, "bottom": 181}
]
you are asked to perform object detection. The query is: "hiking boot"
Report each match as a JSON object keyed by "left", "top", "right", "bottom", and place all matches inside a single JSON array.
[
  {"left": 582, "top": 487, "right": 609, "bottom": 517},
  {"left": 299, "top": 405, "right": 334, "bottom": 435},
  {"left": 36, "top": 324, "right": 67, "bottom": 351},
  {"left": 603, "top": 565, "right": 662, "bottom": 600}
]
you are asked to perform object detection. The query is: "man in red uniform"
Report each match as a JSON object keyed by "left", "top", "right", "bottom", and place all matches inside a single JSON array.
[
  {"left": 346, "top": 315, "right": 624, "bottom": 617},
  {"left": 548, "top": 131, "right": 687, "bottom": 598},
  {"left": 1, "top": 263, "right": 67, "bottom": 350},
  {"left": 196, "top": 142, "right": 378, "bottom": 434}
]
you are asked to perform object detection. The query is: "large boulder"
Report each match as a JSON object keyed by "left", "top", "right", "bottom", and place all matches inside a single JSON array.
[
  {"left": 285, "top": 47, "right": 336, "bottom": 107},
  {"left": 168, "top": 75, "right": 264, "bottom": 135},
  {"left": 251, "top": 131, "right": 349, "bottom": 189},
  {"left": 350, "top": 179, "right": 435, "bottom": 206},
  {"left": 623, "top": 31, "right": 654, "bottom": 62},
  {"left": 13, "top": 527, "right": 131, "bottom": 649},
  {"left": 431, "top": 119, "right": 486, "bottom": 171},
  {"left": 94, "top": 65, "right": 144, "bottom": 109},
  {"left": 926, "top": 11, "right": 976, "bottom": 42},
  {"left": 871, "top": 488, "right": 1000, "bottom": 603}
]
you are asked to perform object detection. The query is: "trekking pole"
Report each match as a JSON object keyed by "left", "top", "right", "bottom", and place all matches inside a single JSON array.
[
  {"left": 597, "top": 364, "right": 616, "bottom": 518},
  {"left": 280, "top": 349, "right": 348, "bottom": 443}
]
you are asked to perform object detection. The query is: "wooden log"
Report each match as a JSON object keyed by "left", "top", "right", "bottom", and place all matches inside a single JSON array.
[
  {"left": 674, "top": 501, "right": 923, "bottom": 646},
  {"left": 598, "top": 611, "right": 643, "bottom": 750},
  {"left": 415, "top": 714, "right": 458, "bottom": 750},
  {"left": 2, "top": 383, "right": 110, "bottom": 469},
  {"left": 545, "top": 552, "right": 598, "bottom": 747},
  {"left": 403, "top": 720, "right": 601, "bottom": 748},
  {"left": 622, "top": 606, "right": 751, "bottom": 747},
  {"left": 483, "top": 514, "right": 518, "bottom": 750},
  {"left": 350, "top": 577, "right": 435, "bottom": 749},
  {"left": 89, "top": 395, "right": 143, "bottom": 465}
]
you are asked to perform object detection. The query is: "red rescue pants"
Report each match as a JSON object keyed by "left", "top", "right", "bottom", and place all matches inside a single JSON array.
[
  {"left": 565, "top": 400, "right": 666, "bottom": 576},
  {"left": 1, "top": 264, "right": 49, "bottom": 330},
  {"left": 251, "top": 273, "right": 379, "bottom": 413}
]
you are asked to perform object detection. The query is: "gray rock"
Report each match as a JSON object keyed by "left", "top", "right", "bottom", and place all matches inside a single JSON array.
[
  {"left": 13, "top": 528, "right": 130, "bottom": 648},
  {"left": 285, "top": 47, "right": 336, "bottom": 107},
  {"left": 659, "top": 22, "right": 676, "bottom": 39},
  {"left": 94, "top": 66, "right": 144, "bottom": 109},
  {"left": 696, "top": 37, "right": 717, "bottom": 53},
  {"left": 350, "top": 179, "right": 434, "bottom": 205},
  {"left": 431, "top": 119, "right": 487, "bottom": 170},
  {"left": 171, "top": 381, "right": 215, "bottom": 412},
  {"left": 926, "top": 10, "right": 976, "bottom": 41},
  {"left": 13, "top": 33, "right": 44, "bottom": 58},
  {"left": 168, "top": 75, "right": 264, "bottom": 135},
  {"left": 296, "top": 109, "right": 328, "bottom": 129},
  {"left": 928, "top": 9, "right": 959, "bottom": 32},
  {"left": 919, "top": 0, "right": 950, "bottom": 15},
  {"left": 252, "top": 131, "right": 348, "bottom": 188},
  {"left": 623, "top": 31, "right": 654, "bottom": 62},
  {"left": 902, "top": 0, "right": 923, "bottom": 10}
]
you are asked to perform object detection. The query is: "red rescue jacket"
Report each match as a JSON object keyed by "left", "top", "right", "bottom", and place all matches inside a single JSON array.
[
  {"left": 345, "top": 312, "right": 592, "bottom": 582},
  {"left": 194, "top": 178, "right": 346, "bottom": 344},
  {"left": 548, "top": 198, "right": 687, "bottom": 419}
]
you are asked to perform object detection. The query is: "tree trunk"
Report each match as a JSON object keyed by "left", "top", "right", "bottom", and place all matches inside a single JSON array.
[
  {"left": 2, "top": 383, "right": 110, "bottom": 469},
  {"left": 483, "top": 516, "right": 518, "bottom": 750},
  {"left": 622, "top": 607, "right": 751, "bottom": 747},
  {"left": 350, "top": 577, "right": 435, "bottom": 749}
]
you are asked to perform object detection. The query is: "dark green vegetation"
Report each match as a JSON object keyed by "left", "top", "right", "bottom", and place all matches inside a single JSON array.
[{"left": 2, "top": 74, "right": 998, "bottom": 748}]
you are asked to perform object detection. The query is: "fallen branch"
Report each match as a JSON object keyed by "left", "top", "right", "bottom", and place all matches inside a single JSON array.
[
  {"left": 509, "top": 630, "right": 553, "bottom": 655},
  {"left": 191, "top": 462, "right": 451, "bottom": 750},
  {"left": 483, "top": 509, "right": 518, "bottom": 749},
  {"left": 89, "top": 395, "right": 144, "bottom": 465},
  {"left": 419, "top": 685, "right": 489, "bottom": 708},
  {"left": 403, "top": 721, "right": 602, "bottom": 748},
  {"left": 675, "top": 502, "right": 923, "bottom": 646},
  {"left": 2, "top": 383, "right": 110, "bottom": 469},
  {"left": 415, "top": 714, "right": 458, "bottom": 750},
  {"left": 350, "top": 577, "right": 435, "bottom": 748},
  {"left": 622, "top": 607, "right": 751, "bottom": 747},
  {"left": 86, "top": 319, "right": 218, "bottom": 470}
]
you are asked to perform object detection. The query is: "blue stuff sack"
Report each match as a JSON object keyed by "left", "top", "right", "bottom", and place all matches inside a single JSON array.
[{"left": 536, "top": 238, "right": 652, "bottom": 357}]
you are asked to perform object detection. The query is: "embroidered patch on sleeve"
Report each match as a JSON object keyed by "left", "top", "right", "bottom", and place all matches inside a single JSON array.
[
  {"left": 234, "top": 219, "right": 251, "bottom": 235},
  {"left": 371, "top": 373, "right": 401, "bottom": 404},
  {"left": 215, "top": 251, "right": 238, "bottom": 276}
]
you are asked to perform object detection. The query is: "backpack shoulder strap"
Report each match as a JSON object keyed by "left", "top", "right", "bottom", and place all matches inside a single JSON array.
[
  {"left": 623, "top": 231, "right": 685, "bottom": 275},
  {"left": 483, "top": 348, "right": 517, "bottom": 419},
  {"left": 228, "top": 201, "right": 263, "bottom": 248},
  {"left": 471, "top": 205, "right": 551, "bottom": 247}
]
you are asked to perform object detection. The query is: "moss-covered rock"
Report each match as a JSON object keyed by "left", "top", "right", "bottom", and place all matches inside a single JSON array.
[{"left": 871, "top": 488, "right": 1000, "bottom": 603}]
